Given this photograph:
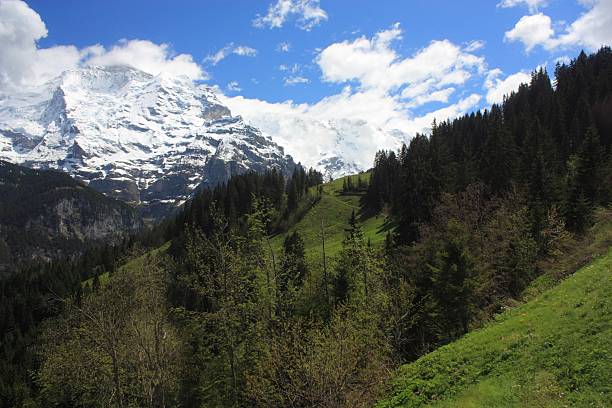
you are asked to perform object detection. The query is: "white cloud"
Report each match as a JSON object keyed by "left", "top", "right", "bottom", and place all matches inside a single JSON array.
[
  {"left": 217, "top": 24, "right": 488, "bottom": 171},
  {"left": 205, "top": 43, "right": 258, "bottom": 65},
  {"left": 316, "top": 23, "right": 484, "bottom": 103},
  {"left": 484, "top": 68, "right": 531, "bottom": 104},
  {"left": 497, "top": 0, "right": 548, "bottom": 13},
  {"left": 223, "top": 90, "right": 482, "bottom": 171},
  {"left": 558, "top": 0, "right": 612, "bottom": 50},
  {"left": 277, "top": 42, "right": 291, "bottom": 52},
  {"left": 0, "top": 0, "right": 205, "bottom": 91},
  {"left": 504, "top": 13, "right": 555, "bottom": 52},
  {"left": 227, "top": 81, "right": 242, "bottom": 92},
  {"left": 504, "top": 0, "right": 612, "bottom": 52},
  {"left": 233, "top": 46, "right": 257, "bottom": 57},
  {"left": 405, "top": 87, "right": 455, "bottom": 108},
  {"left": 0, "top": 0, "right": 79, "bottom": 90},
  {"left": 464, "top": 40, "right": 486, "bottom": 52},
  {"left": 284, "top": 76, "right": 309, "bottom": 86},
  {"left": 87, "top": 40, "right": 205, "bottom": 80},
  {"left": 554, "top": 55, "right": 572, "bottom": 65},
  {"left": 253, "top": 0, "right": 328, "bottom": 31},
  {"left": 279, "top": 63, "right": 310, "bottom": 86}
]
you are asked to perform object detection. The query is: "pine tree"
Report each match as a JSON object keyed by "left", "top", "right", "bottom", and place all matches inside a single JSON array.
[
  {"left": 578, "top": 126, "right": 604, "bottom": 204},
  {"left": 427, "top": 220, "right": 474, "bottom": 337},
  {"left": 277, "top": 231, "right": 307, "bottom": 316}
]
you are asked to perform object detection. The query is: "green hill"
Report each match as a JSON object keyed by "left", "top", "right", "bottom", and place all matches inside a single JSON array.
[
  {"left": 270, "top": 174, "right": 389, "bottom": 268},
  {"left": 85, "top": 174, "right": 388, "bottom": 289},
  {"left": 378, "top": 248, "right": 612, "bottom": 407}
]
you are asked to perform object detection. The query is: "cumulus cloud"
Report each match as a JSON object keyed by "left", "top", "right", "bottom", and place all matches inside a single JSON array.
[
  {"left": 404, "top": 87, "right": 455, "bottom": 108},
  {"left": 0, "top": 0, "right": 205, "bottom": 91},
  {"left": 558, "top": 0, "right": 612, "bottom": 50},
  {"left": 497, "top": 0, "right": 548, "bottom": 13},
  {"left": 0, "top": 0, "right": 79, "bottom": 90},
  {"left": 504, "top": 0, "right": 612, "bottom": 52},
  {"left": 316, "top": 23, "right": 485, "bottom": 104},
  {"left": 205, "top": 43, "right": 258, "bottom": 65},
  {"left": 504, "top": 13, "right": 555, "bottom": 52},
  {"left": 484, "top": 68, "right": 531, "bottom": 104},
  {"left": 253, "top": 0, "right": 328, "bottom": 31}
]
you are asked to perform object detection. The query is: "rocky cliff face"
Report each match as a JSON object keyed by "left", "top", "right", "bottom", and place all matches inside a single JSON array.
[
  {"left": 0, "top": 65, "right": 296, "bottom": 219},
  {"left": 0, "top": 161, "right": 143, "bottom": 274}
]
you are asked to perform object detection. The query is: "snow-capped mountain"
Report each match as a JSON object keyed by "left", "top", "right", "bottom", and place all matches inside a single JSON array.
[
  {"left": 220, "top": 96, "right": 411, "bottom": 179},
  {"left": 0, "top": 65, "right": 296, "bottom": 218}
]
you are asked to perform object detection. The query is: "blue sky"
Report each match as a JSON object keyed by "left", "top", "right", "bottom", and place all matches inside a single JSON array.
[
  {"left": 23, "top": 0, "right": 600, "bottom": 107},
  {"left": 1, "top": 0, "right": 610, "bottom": 169}
]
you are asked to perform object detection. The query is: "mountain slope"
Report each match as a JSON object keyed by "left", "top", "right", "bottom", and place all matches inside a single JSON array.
[
  {"left": 378, "top": 248, "right": 612, "bottom": 407},
  {"left": 270, "top": 174, "right": 388, "bottom": 267},
  {"left": 0, "top": 65, "right": 296, "bottom": 218},
  {"left": 0, "top": 160, "right": 142, "bottom": 274}
]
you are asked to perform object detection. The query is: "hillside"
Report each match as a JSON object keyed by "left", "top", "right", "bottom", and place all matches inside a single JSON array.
[
  {"left": 271, "top": 173, "right": 388, "bottom": 267},
  {"left": 85, "top": 174, "right": 388, "bottom": 289},
  {"left": 379, "top": 248, "right": 612, "bottom": 407},
  {"left": 0, "top": 160, "right": 142, "bottom": 275}
]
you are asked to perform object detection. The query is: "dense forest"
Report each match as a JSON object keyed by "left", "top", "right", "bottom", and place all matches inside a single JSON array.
[
  {"left": 1, "top": 48, "right": 611, "bottom": 407},
  {"left": 0, "top": 161, "right": 142, "bottom": 274}
]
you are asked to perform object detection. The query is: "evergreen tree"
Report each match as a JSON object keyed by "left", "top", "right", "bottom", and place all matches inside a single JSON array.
[
  {"left": 426, "top": 220, "right": 474, "bottom": 337},
  {"left": 277, "top": 231, "right": 307, "bottom": 316}
]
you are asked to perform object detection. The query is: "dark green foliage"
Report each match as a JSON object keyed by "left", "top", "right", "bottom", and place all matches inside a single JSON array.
[
  {"left": 279, "top": 232, "right": 307, "bottom": 292},
  {"left": 426, "top": 220, "right": 474, "bottom": 337},
  {"left": 169, "top": 166, "right": 322, "bottom": 245},
  {"left": 364, "top": 47, "right": 612, "bottom": 242},
  {"left": 0, "top": 161, "right": 142, "bottom": 275},
  {"left": 341, "top": 173, "right": 368, "bottom": 193}
]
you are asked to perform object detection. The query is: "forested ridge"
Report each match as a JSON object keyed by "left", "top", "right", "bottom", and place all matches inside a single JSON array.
[
  {"left": 0, "top": 160, "right": 142, "bottom": 274},
  {"left": 1, "top": 48, "right": 611, "bottom": 407}
]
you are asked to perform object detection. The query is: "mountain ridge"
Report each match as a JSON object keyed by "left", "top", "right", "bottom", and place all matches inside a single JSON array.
[{"left": 0, "top": 65, "right": 297, "bottom": 218}]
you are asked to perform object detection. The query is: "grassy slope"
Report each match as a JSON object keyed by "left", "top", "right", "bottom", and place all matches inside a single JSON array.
[
  {"left": 270, "top": 174, "right": 388, "bottom": 270},
  {"left": 85, "top": 175, "right": 388, "bottom": 288},
  {"left": 82, "top": 242, "right": 171, "bottom": 287},
  {"left": 379, "top": 225, "right": 612, "bottom": 407}
]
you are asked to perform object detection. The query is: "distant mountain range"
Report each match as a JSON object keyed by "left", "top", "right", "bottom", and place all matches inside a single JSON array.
[{"left": 0, "top": 65, "right": 298, "bottom": 218}]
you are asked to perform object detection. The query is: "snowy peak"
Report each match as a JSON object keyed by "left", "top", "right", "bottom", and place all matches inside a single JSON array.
[{"left": 0, "top": 65, "right": 296, "bottom": 219}]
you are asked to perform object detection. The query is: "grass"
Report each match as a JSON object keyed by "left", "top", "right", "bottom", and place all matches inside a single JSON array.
[
  {"left": 378, "top": 246, "right": 612, "bottom": 407},
  {"left": 82, "top": 241, "right": 171, "bottom": 288},
  {"left": 270, "top": 174, "right": 389, "bottom": 271}
]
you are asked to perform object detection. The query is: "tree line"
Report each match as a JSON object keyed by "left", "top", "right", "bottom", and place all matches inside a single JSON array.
[{"left": 365, "top": 47, "right": 612, "bottom": 244}]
